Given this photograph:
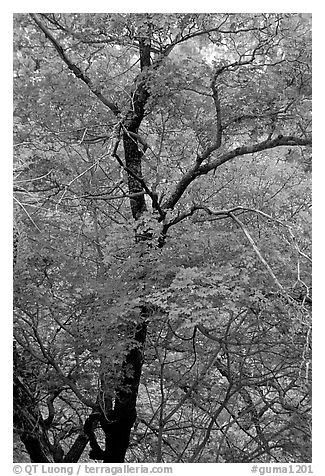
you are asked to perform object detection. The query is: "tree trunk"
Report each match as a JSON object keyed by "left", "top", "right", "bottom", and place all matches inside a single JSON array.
[
  {"left": 96, "top": 37, "right": 153, "bottom": 462},
  {"left": 101, "top": 322, "right": 147, "bottom": 462}
]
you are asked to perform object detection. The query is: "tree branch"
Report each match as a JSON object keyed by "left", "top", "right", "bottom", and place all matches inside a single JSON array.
[
  {"left": 30, "top": 14, "right": 120, "bottom": 116},
  {"left": 32, "top": 325, "right": 96, "bottom": 409},
  {"left": 43, "top": 390, "right": 62, "bottom": 429},
  {"left": 84, "top": 412, "right": 106, "bottom": 460},
  {"left": 228, "top": 212, "right": 285, "bottom": 293},
  {"left": 163, "top": 135, "right": 311, "bottom": 210},
  {"left": 199, "top": 135, "right": 311, "bottom": 174},
  {"left": 210, "top": 72, "right": 222, "bottom": 151}
]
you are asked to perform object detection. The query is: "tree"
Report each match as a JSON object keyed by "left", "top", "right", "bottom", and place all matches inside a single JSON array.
[{"left": 13, "top": 13, "right": 311, "bottom": 463}]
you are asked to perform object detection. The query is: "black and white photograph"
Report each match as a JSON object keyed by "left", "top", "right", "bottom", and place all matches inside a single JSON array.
[{"left": 12, "top": 10, "right": 312, "bottom": 469}]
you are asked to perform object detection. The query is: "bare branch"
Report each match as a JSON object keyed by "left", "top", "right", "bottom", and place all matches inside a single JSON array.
[
  {"left": 80, "top": 191, "right": 146, "bottom": 201},
  {"left": 13, "top": 196, "right": 41, "bottom": 232},
  {"left": 55, "top": 151, "right": 111, "bottom": 210},
  {"left": 228, "top": 212, "right": 285, "bottom": 293},
  {"left": 32, "top": 325, "right": 96, "bottom": 409}
]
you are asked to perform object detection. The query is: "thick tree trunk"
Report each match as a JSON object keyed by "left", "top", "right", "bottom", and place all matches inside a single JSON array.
[
  {"left": 96, "top": 38, "right": 152, "bottom": 462},
  {"left": 123, "top": 129, "right": 147, "bottom": 220},
  {"left": 101, "top": 322, "right": 147, "bottom": 462}
]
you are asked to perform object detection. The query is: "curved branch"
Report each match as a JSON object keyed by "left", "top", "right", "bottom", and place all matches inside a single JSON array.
[
  {"left": 163, "top": 135, "right": 311, "bottom": 210},
  {"left": 44, "top": 390, "right": 62, "bottom": 429},
  {"left": 199, "top": 135, "right": 311, "bottom": 173},
  {"left": 168, "top": 203, "right": 311, "bottom": 269},
  {"left": 84, "top": 412, "right": 106, "bottom": 460}
]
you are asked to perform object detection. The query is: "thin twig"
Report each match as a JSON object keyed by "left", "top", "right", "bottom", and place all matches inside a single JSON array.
[
  {"left": 228, "top": 212, "right": 284, "bottom": 292},
  {"left": 13, "top": 196, "right": 41, "bottom": 232}
]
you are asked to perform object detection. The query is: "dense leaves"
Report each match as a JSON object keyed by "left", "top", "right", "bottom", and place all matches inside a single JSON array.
[{"left": 13, "top": 13, "right": 311, "bottom": 463}]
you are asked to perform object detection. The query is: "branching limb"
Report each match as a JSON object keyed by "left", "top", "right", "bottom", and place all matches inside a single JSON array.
[
  {"left": 162, "top": 18, "right": 266, "bottom": 57},
  {"left": 199, "top": 135, "right": 311, "bottom": 174},
  {"left": 163, "top": 135, "right": 311, "bottom": 210},
  {"left": 170, "top": 203, "right": 308, "bottom": 303},
  {"left": 162, "top": 348, "right": 222, "bottom": 425},
  {"left": 166, "top": 204, "right": 232, "bottom": 227},
  {"left": 189, "top": 386, "right": 234, "bottom": 462},
  {"left": 55, "top": 150, "right": 111, "bottom": 210}
]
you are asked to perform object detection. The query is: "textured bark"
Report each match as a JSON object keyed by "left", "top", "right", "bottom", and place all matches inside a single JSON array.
[
  {"left": 122, "top": 38, "right": 151, "bottom": 219},
  {"left": 123, "top": 130, "right": 147, "bottom": 219}
]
